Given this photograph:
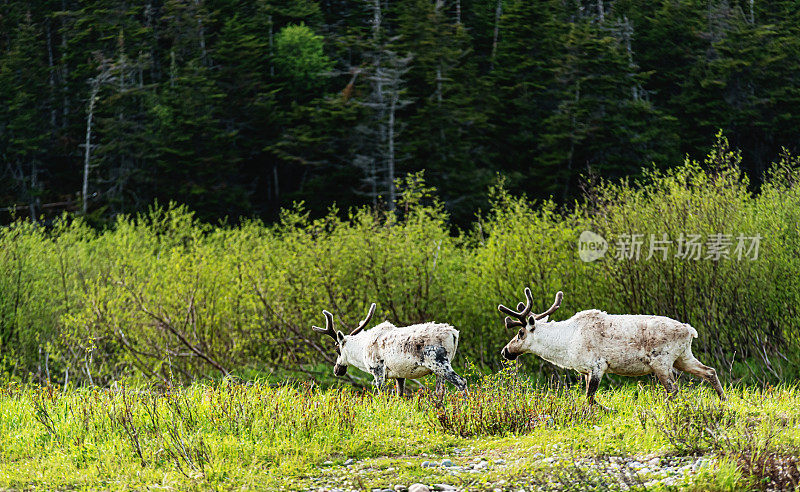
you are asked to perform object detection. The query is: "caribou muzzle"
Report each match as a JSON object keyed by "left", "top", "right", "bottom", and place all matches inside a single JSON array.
[
  {"left": 333, "top": 364, "right": 348, "bottom": 377},
  {"left": 501, "top": 346, "right": 519, "bottom": 360}
]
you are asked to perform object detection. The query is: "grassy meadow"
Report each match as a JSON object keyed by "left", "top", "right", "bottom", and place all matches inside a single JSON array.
[{"left": 1, "top": 369, "right": 798, "bottom": 491}]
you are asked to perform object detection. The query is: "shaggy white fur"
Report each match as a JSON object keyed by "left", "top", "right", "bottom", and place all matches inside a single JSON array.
[
  {"left": 500, "top": 291, "right": 726, "bottom": 404},
  {"left": 315, "top": 309, "right": 466, "bottom": 393}
]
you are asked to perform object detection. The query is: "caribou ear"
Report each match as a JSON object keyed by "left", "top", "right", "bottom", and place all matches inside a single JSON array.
[{"left": 337, "top": 331, "right": 346, "bottom": 344}]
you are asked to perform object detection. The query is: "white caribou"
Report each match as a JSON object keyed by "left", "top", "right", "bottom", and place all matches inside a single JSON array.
[
  {"left": 498, "top": 288, "right": 726, "bottom": 405},
  {"left": 312, "top": 303, "right": 467, "bottom": 393}
]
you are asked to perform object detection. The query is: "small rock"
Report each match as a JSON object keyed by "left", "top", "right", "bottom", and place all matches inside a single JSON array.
[
  {"left": 440, "top": 459, "right": 453, "bottom": 467},
  {"left": 408, "top": 485, "right": 430, "bottom": 492},
  {"left": 394, "top": 486, "right": 408, "bottom": 492},
  {"left": 494, "top": 459, "right": 506, "bottom": 465},
  {"left": 421, "top": 461, "right": 432, "bottom": 468},
  {"left": 474, "top": 461, "right": 488, "bottom": 471},
  {"left": 629, "top": 461, "right": 643, "bottom": 469},
  {"left": 343, "top": 458, "right": 354, "bottom": 466},
  {"left": 433, "top": 485, "right": 456, "bottom": 491},
  {"left": 638, "top": 467, "right": 651, "bottom": 475},
  {"left": 323, "top": 460, "right": 334, "bottom": 466},
  {"left": 532, "top": 453, "right": 544, "bottom": 459}
]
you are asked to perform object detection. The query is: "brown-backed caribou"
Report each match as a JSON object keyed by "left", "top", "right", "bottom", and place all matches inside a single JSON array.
[{"left": 499, "top": 288, "right": 726, "bottom": 406}]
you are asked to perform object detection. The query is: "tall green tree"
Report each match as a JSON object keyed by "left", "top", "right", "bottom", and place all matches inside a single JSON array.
[
  {"left": 0, "top": 15, "right": 50, "bottom": 217},
  {"left": 539, "top": 19, "right": 677, "bottom": 199}
]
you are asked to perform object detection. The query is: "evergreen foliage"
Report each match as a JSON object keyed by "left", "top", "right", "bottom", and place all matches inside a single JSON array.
[{"left": 1, "top": 0, "right": 799, "bottom": 223}]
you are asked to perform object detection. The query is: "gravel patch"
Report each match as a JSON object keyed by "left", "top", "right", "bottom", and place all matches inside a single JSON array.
[{"left": 304, "top": 452, "right": 714, "bottom": 491}]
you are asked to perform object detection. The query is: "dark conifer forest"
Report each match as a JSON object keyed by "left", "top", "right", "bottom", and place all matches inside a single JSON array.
[{"left": 2, "top": 0, "right": 799, "bottom": 225}]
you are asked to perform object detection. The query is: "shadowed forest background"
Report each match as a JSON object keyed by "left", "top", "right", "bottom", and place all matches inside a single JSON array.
[
  {"left": 2, "top": 0, "right": 800, "bottom": 225},
  {"left": 2, "top": 0, "right": 800, "bottom": 388}
]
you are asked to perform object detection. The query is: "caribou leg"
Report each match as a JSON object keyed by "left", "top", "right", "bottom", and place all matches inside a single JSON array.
[
  {"left": 422, "top": 346, "right": 467, "bottom": 391},
  {"left": 395, "top": 377, "right": 405, "bottom": 396},
  {"left": 370, "top": 364, "right": 386, "bottom": 392},
  {"left": 585, "top": 363, "right": 612, "bottom": 412},
  {"left": 651, "top": 361, "right": 679, "bottom": 399},
  {"left": 674, "top": 353, "right": 727, "bottom": 400}
]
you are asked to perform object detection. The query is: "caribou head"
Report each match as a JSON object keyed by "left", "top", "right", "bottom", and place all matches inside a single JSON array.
[
  {"left": 312, "top": 303, "right": 376, "bottom": 376},
  {"left": 498, "top": 288, "right": 563, "bottom": 360}
]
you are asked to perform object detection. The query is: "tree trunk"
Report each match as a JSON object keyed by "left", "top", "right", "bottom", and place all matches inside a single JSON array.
[
  {"left": 29, "top": 161, "right": 38, "bottom": 220},
  {"left": 273, "top": 164, "right": 280, "bottom": 200},
  {"left": 490, "top": 0, "right": 502, "bottom": 70},
  {"left": 563, "top": 84, "right": 580, "bottom": 201},
  {"left": 387, "top": 92, "right": 397, "bottom": 210},
  {"left": 61, "top": 0, "right": 70, "bottom": 129},
  {"left": 194, "top": 0, "right": 208, "bottom": 65},
  {"left": 268, "top": 15, "right": 275, "bottom": 77},
  {"left": 83, "top": 81, "right": 100, "bottom": 215},
  {"left": 46, "top": 20, "right": 57, "bottom": 128}
]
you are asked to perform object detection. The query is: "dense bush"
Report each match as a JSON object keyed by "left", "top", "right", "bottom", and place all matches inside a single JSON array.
[{"left": 1, "top": 137, "right": 799, "bottom": 386}]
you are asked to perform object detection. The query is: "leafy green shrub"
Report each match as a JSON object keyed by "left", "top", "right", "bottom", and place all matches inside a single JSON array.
[
  {"left": 0, "top": 137, "right": 799, "bottom": 385},
  {"left": 639, "top": 386, "right": 800, "bottom": 490},
  {"left": 423, "top": 365, "right": 594, "bottom": 437}
]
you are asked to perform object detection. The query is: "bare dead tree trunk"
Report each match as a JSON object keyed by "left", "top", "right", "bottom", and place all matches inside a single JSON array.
[
  {"left": 46, "top": 20, "right": 57, "bottom": 128},
  {"left": 169, "top": 49, "right": 176, "bottom": 87},
  {"left": 273, "top": 165, "right": 279, "bottom": 200},
  {"left": 619, "top": 16, "right": 639, "bottom": 101},
  {"left": 374, "top": 0, "right": 386, "bottom": 208},
  {"left": 597, "top": 0, "right": 605, "bottom": 22},
  {"left": 490, "top": 0, "right": 502, "bottom": 70},
  {"left": 435, "top": 0, "right": 444, "bottom": 107},
  {"left": 352, "top": 0, "right": 410, "bottom": 209},
  {"left": 436, "top": 65, "right": 443, "bottom": 106},
  {"left": 268, "top": 15, "right": 275, "bottom": 77},
  {"left": 194, "top": 0, "right": 208, "bottom": 65},
  {"left": 563, "top": 84, "right": 579, "bottom": 201},
  {"left": 387, "top": 92, "right": 397, "bottom": 210},
  {"left": 29, "top": 161, "right": 38, "bottom": 220},
  {"left": 61, "top": 0, "right": 70, "bottom": 129},
  {"left": 83, "top": 80, "right": 100, "bottom": 215},
  {"left": 749, "top": 0, "right": 754, "bottom": 23}
]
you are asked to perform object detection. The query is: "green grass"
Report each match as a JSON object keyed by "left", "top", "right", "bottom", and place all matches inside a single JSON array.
[{"left": 1, "top": 371, "right": 798, "bottom": 491}]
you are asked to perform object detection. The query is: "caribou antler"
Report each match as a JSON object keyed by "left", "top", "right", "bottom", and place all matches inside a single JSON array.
[
  {"left": 349, "top": 303, "right": 376, "bottom": 336},
  {"left": 498, "top": 287, "right": 534, "bottom": 328},
  {"left": 312, "top": 310, "right": 338, "bottom": 342},
  {"left": 498, "top": 288, "right": 564, "bottom": 328},
  {"left": 536, "top": 291, "right": 563, "bottom": 320}
]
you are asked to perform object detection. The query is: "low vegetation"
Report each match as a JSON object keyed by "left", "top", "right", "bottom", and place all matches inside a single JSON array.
[
  {"left": 1, "top": 370, "right": 798, "bottom": 490},
  {"left": 1, "top": 136, "right": 800, "bottom": 388}
]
